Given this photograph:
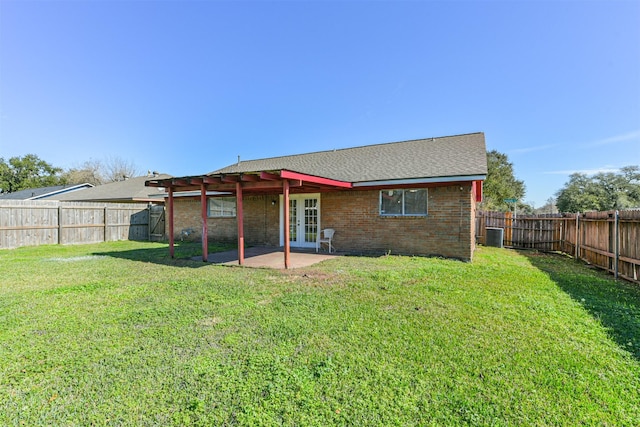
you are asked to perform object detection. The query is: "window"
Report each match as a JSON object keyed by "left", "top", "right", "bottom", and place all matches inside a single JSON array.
[
  {"left": 379, "top": 189, "right": 427, "bottom": 216},
  {"left": 208, "top": 197, "right": 236, "bottom": 217}
]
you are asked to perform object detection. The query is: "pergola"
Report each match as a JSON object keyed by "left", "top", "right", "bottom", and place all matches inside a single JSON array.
[{"left": 145, "top": 170, "right": 352, "bottom": 269}]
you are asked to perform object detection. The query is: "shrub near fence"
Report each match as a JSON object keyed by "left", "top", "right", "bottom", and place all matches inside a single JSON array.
[
  {"left": 476, "top": 210, "right": 640, "bottom": 284},
  {"left": 0, "top": 200, "right": 152, "bottom": 249}
]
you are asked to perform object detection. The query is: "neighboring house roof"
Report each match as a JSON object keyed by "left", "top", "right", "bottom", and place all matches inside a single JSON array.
[
  {"left": 55, "top": 174, "right": 172, "bottom": 203},
  {"left": 0, "top": 183, "right": 94, "bottom": 200},
  {"left": 212, "top": 132, "right": 487, "bottom": 184}
]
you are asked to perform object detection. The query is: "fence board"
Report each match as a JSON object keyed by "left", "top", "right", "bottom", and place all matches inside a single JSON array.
[
  {"left": 0, "top": 201, "right": 155, "bottom": 249},
  {"left": 476, "top": 210, "right": 640, "bottom": 285}
]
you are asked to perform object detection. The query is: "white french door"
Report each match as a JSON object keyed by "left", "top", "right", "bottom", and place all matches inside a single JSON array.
[{"left": 280, "top": 194, "right": 320, "bottom": 248}]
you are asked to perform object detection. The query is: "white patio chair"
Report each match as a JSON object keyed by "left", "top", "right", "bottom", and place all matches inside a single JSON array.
[{"left": 316, "top": 228, "right": 335, "bottom": 253}]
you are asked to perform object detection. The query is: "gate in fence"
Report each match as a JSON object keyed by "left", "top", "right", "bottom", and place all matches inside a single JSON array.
[{"left": 148, "top": 204, "right": 166, "bottom": 241}]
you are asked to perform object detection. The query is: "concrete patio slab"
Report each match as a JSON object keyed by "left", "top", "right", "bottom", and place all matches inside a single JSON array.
[{"left": 195, "top": 246, "right": 339, "bottom": 269}]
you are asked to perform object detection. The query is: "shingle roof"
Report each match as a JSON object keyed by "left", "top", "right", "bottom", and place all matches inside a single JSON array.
[
  {"left": 0, "top": 183, "right": 93, "bottom": 200},
  {"left": 55, "top": 174, "right": 172, "bottom": 202},
  {"left": 211, "top": 132, "right": 487, "bottom": 183}
]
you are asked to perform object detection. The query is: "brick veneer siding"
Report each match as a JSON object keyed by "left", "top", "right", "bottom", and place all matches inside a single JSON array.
[
  {"left": 321, "top": 185, "right": 475, "bottom": 261},
  {"left": 171, "top": 184, "right": 476, "bottom": 261},
  {"left": 172, "top": 195, "right": 280, "bottom": 246}
]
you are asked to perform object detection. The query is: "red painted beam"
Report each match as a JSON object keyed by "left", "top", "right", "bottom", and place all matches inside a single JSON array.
[
  {"left": 236, "top": 182, "right": 245, "bottom": 266},
  {"left": 238, "top": 181, "right": 283, "bottom": 191},
  {"left": 283, "top": 180, "right": 290, "bottom": 269},
  {"left": 201, "top": 183, "right": 208, "bottom": 262},
  {"left": 260, "top": 171, "right": 280, "bottom": 181},
  {"left": 197, "top": 181, "right": 284, "bottom": 193},
  {"left": 280, "top": 170, "right": 352, "bottom": 188},
  {"left": 474, "top": 180, "right": 483, "bottom": 203},
  {"left": 200, "top": 183, "right": 236, "bottom": 192},
  {"left": 203, "top": 176, "right": 222, "bottom": 184},
  {"left": 168, "top": 187, "right": 175, "bottom": 258},
  {"left": 241, "top": 174, "right": 260, "bottom": 182},
  {"left": 221, "top": 174, "right": 239, "bottom": 183}
]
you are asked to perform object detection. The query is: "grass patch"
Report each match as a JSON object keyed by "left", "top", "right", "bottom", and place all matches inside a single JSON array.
[
  {"left": 521, "top": 250, "right": 640, "bottom": 361},
  {"left": 1, "top": 242, "right": 639, "bottom": 425}
]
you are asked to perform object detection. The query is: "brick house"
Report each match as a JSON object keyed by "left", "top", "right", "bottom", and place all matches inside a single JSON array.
[{"left": 146, "top": 132, "right": 487, "bottom": 266}]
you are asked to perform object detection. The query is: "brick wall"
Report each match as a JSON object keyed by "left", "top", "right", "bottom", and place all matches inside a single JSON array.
[
  {"left": 173, "top": 196, "right": 280, "bottom": 245},
  {"left": 321, "top": 185, "right": 475, "bottom": 261},
  {"left": 171, "top": 184, "right": 476, "bottom": 261}
]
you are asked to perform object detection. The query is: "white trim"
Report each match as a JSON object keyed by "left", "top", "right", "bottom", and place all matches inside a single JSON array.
[
  {"left": 279, "top": 193, "right": 321, "bottom": 247},
  {"left": 207, "top": 196, "right": 237, "bottom": 218},
  {"left": 353, "top": 175, "right": 486, "bottom": 187},
  {"left": 27, "top": 183, "right": 94, "bottom": 200},
  {"left": 379, "top": 188, "right": 428, "bottom": 216}
]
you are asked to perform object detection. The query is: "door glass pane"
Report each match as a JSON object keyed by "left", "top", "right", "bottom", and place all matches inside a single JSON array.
[
  {"left": 304, "top": 198, "right": 318, "bottom": 243},
  {"left": 289, "top": 199, "right": 297, "bottom": 241}
]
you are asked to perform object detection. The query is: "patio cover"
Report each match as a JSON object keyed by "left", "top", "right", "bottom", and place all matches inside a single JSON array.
[{"left": 146, "top": 169, "right": 352, "bottom": 268}]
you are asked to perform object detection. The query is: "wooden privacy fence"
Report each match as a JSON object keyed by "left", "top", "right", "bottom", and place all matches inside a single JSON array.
[
  {"left": 0, "top": 201, "right": 163, "bottom": 249},
  {"left": 476, "top": 210, "right": 640, "bottom": 284}
]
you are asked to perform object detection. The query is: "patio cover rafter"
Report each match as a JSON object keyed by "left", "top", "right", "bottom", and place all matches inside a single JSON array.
[{"left": 146, "top": 169, "right": 352, "bottom": 194}]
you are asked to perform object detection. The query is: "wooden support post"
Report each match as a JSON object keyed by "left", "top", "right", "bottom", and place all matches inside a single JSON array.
[
  {"left": 201, "top": 183, "right": 208, "bottom": 262},
  {"left": 283, "top": 180, "right": 291, "bottom": 269},
  {"left": 168, "top": 187, "right": 175, "bottom": 258},
  {"left": 236, "top": 182, "right": 244, "bottom": 265}
]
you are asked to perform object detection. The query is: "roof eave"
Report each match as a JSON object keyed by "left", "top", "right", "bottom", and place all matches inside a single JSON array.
[
  {"left": 27, "top": 183, "right": 94, "bottom": 200},
  {"left": 352, "top": 174, "right": 487, "bottom": 188}
]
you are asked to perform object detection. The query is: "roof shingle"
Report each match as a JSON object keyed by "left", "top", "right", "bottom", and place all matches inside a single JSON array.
[
  {"left": 211, "top": 132, "right": 487, "bottom": 183},
  {"left": 0, "top": 183, "right": 93, "bottom": 200},
  {"left": 56, "top": 174, "right": 172, "bottom": 202}
]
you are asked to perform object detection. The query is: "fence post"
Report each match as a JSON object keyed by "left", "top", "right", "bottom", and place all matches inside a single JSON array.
[
  {"left": 104, "top": 206, "right": 109, "bottom": 242},
  {"left": 615, "top": 210, "right": 619, "bottom": 280},
  {"left": 58, "top": 205, "right": 63, "bottom": 245},
  {"left": 559, "top": 218, "right": 564, "bottom": 252},
  {"left": 575, "top": 213, "right": 579, "bottom": 260},
  {"left": 505, "top": 211, "right": 512, "bottom": 246}
]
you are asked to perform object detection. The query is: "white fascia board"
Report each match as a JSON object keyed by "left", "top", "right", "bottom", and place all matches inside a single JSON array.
[
  {"left": 352, "top": 175, "right": 487, "bottom": 187},
  {"left": 30, "top": 183, "right": 94, "bottom": 200}
]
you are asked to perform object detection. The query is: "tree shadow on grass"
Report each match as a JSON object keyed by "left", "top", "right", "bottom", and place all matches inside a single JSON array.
[
  {"left": 521, "top": 250, "right": 640, "bottom": 361},
  {"left": 92, "top": 241, "right": 236, "bottom": 268}
]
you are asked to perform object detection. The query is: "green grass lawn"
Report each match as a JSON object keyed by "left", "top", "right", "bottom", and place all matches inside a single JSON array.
[{"left": 1, "top": 242, "right": 639, "bottom": 426}]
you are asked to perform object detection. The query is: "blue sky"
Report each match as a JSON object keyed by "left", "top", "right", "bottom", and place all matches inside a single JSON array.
[{"left": 1, "top": 0, "right": 638, "bottom": 207}]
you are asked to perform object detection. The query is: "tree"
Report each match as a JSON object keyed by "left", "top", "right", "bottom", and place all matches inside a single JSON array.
[
  {"left": 62, "top": 160, "right": 105, "bottom": 186},
  {"left": 102, "top": 156, "right": 140, "bottom": 182},
  {"left": 534, "top": 197, "right": 558, "bottom": 215},
  {"left": 480, "top": 150, "right": 526, "bottom": 211},
  {"left": 62, "top": 157, "right": 143, "bottom": 185},
  {"left": 0, "top": 154, "right": 65, "bottom": 194},
  {"left": 519, "top": 202, "right": 535, "bottom": 215},
  {"left": 555, "top": 166, "right": 640, "bottom": 212}
]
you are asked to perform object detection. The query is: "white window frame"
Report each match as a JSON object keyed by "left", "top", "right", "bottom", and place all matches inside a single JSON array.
[
  {"left": 379, "top": 189, "right": 428, "bottom": 217},
  {"left": 208, "top": 197, "right": 236, "bottom": 218}
]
